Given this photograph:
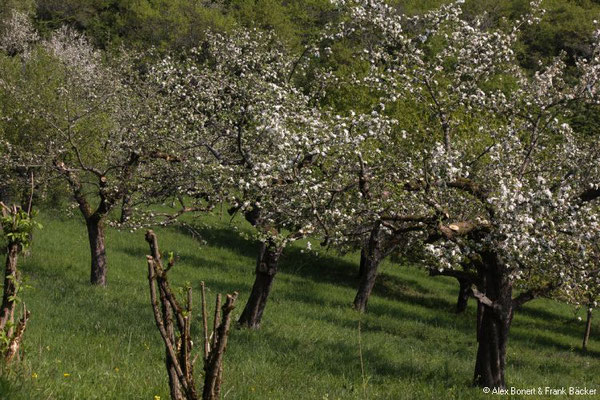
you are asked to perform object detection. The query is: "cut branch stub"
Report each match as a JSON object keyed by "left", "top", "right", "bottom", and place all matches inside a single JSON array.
[
  {"left": 145, "top": 230, "right": 238, "bottom": 400},
  {"left": 0, "top": 203, "right": 36, "bottom": 364},
  {"left": 202, "top": 291, "right": 238, "bottom": 400}
]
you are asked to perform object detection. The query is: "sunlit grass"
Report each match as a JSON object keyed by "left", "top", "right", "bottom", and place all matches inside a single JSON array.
[{"left": 0, "top": 210, "right": 598, "bottom": 399}]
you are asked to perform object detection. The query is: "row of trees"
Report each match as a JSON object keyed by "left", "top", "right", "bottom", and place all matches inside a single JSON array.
[{"left": 1, "top": 0, "right": 600, "bottom": 390}]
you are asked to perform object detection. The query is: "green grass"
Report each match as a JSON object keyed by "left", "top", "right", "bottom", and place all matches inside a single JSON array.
[{"left": 1, "top": 210, "right": 599, "bottom": 399}]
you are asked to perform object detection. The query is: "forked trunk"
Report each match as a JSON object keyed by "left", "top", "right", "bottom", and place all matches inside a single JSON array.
[
  {"left": 582, "top": 307, "right": 592, "bottom": 352},
  {"left": 238, "top": 242, "right": 282, "bottom": 329},
  {"left": 473, "top": 252, "right": 513, "bottom": 390},
  {"left": 86, "top": 216, "right": 108, "bottom": 286},
  {"left": 353, "top": 224, "right": 383, "bottom": 313},
  {"left": 456, "top": 278, "right": 471, "bottom": 313}
]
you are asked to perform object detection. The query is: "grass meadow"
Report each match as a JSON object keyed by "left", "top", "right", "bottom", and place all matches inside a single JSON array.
[{"left": 0, "top": 210, "right": 598, "bottom": 399}]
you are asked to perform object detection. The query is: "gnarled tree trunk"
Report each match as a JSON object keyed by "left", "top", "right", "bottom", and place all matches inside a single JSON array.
[
  {"left": 473, "top": 252, "right": 513, "bottom": 390},
  {"left": 86, "top": 216, "right": 107, "bottom": 286},
  {"left": 353, "top": 223, "right": 383, "bottom": 313},
  {"left": 353, "top": 253, "right": 382, "bottom": 313},
  {"left": 238, "top": 241, "right": 282, "bottom": 329}
]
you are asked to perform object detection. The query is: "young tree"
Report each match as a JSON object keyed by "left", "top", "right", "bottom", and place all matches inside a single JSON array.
[
  {"left": 570, "top": 267, "right": 600, "bottom": 352},
  {"left": 145, "top": 230, "right": 238, "bottom": 400},
  {"left": 563, "top": 186, "right": 600, "bottom": 352}
]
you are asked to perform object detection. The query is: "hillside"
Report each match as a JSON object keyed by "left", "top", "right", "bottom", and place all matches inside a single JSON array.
[{"left": 0, "top": 211, "right": 597, "bottom": 399}]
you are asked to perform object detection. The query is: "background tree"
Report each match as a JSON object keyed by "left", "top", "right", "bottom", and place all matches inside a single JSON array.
[{"left": 0, "top": 20, "right": 178, "bottom": 286}]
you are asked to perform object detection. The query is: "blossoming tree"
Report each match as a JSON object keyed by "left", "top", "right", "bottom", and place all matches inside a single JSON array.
[
  {"left": 149, "top": 29, "right": 354, "bottom": 328},
  {"left": 327, "top": 0, "right": 600, "bottom": 389},
  {"left": 311, "top": 0, "right": 515, "bottom": 313},
  {"left": 0, "top": 19, "right": 179, "bottom": 286}
]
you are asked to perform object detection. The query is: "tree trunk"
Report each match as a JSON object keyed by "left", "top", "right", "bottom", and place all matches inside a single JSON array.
[
  {"left": 473, "top": 252, "right": 513, "bottom": 390},
  {"left": 86, "top": 216, "right": 108, "bottom": 286},
  {"left": 353, "top": 252, "right": 382, "bottom": 313},
  {"left": 238, "top": 242, "right": 282, "bottom": 329},
  {"left": 119, "top": 194, "right": 133, "bottom": 224},
  {"left": 0, "top": 242, "right": 20, "bottom": 333},
  {"left": 582, "top": 307, "right": 592, "bottom": 352},
  {"left": 357, "top": 248, "right": 367, "bottom": 279},
  {"left": 476, "top": 300, "right": 484, "bottom": 342},
  {"left": 456, "top": 278, "right": 471, "bottom": 313},
  {"left": 353, "top": 224, "right": 383, "bottom": 313}
]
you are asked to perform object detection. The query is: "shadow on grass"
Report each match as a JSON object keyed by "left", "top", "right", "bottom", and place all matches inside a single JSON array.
[
  {"left": 0, "top": 375, "right": 15, "bottom": 396},
  {"left": 290, "top": 300, "right": 477, "bottom": 341},
  {"left": 172, "top": 225, "right": 259, "bottom": 256},
  {"left": 510, "top": 328, "right": 600, "bottom": 358},
  {"left": 254, "top": 328, "right": 426, "bottom": 381},
  {"left": 160, "top": 223, "right": 427, "bottom": 311},
  {"left": 0, "top": 372, "right": 34, "bottom": 400},
  {"left": 115, "top": 228, "right": 256, "bottom": 277},
  {"left": 250, "top": 326, "right": 472, "bottom": 390},
  {"left": 157, "top": 224, "right": 598, "bottom": 357},
  {"left": 518, "top": 303, "right": 578, "bottom": 325}
]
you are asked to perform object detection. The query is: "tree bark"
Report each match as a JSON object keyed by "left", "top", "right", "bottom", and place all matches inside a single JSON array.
[
  {"left": 476, "top": 300, "right": 484, "bottom": 342},
  {"left": 119, "top": 193, "right": 133, "bottom": 224},
  {"left": 353, "top": 251, "right": 382, "bottom": 313},
  {"left": 86, "top": 216, "right": 108, "bottom": 286},
  {"left": 238, "top": 241, "right": 282, "bottom": 329},
  {"left": 357, "top": 248, "right": 367, "bottom": 279},
  {"left": 353, "top": 224, "right": 383, "bottom": 313},
  {"left": 582, "top": 307, "right": 592, "bottom": 352},
  {"left": 473, "top": 252, "right": 513, "bottom": 390},
  {"left": 0, "top": 242, "right": 20, "bottom": 333},
  {"left": 164, "top": 299, "right": 184, "bottom": 400},
  {"left": 456, "top": 278, "right": 472, "bottom": 313}
]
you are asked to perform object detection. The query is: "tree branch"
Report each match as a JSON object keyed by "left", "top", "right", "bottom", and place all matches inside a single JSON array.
[
  {"left": 429, "top": 268, "right": 478, "bottom": 283},
  {"left": 512, "top": 283, "right": 556, "bottom": 309},
  {"left": 471, "top": 287, "right": 501, "bottom": 313}
]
